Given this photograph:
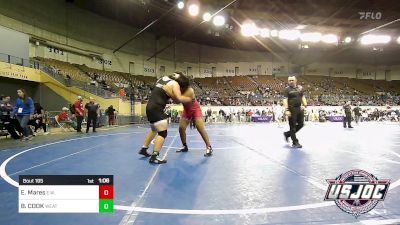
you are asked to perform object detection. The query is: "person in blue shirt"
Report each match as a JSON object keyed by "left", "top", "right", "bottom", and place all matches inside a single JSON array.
[{"left": 13, "top": 89, "right": 34, "bottom": 141}]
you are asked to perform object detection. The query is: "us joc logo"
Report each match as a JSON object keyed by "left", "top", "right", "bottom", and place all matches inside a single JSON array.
[{"left": 324, "top": 169, "right": 390, "bottom": 218}]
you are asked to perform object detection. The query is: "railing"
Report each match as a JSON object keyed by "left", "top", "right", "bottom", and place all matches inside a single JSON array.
[
  {"left": 47, "top": 111, "right": 145, "bottom": 127},
  {"left": 0, "top": 53, "right": 29, "bottom": 67}
]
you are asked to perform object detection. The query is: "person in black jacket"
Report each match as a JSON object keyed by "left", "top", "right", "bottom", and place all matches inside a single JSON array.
[
  {"left": 343, "top": 101, "right": 353, "bottom": 128},
  {"left": 85, "top": 97, "right": 99, "bottom": 133},
  {"left": 282, "top": 76, "right": 308, "bottom": 148}
]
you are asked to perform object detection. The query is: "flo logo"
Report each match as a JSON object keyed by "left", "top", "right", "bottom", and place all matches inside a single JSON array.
[
  {"left": 324, "top": 169, "right": 390, "bottom": 218},
  {"left": 359, "top": 12, "right": 382, "bottom": 20}
]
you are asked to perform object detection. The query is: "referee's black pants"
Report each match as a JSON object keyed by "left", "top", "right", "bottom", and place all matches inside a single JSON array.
[
  {"left": 343, "top": 113, "right": 352, "bottom": 128},
  {"left": 284, "top": 107, "right": 304, "bottom": 144},
  {"left": 86, "top": 114, "right": 97, "bottom": 132}
]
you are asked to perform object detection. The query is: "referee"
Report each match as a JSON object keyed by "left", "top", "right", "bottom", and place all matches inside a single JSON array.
[{"left": 283, "top": 76, "right": 307, "bottom": 148}]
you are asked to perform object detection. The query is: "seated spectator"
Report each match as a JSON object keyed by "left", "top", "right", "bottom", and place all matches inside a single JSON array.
[
  {"left": 1, "top": 95, "right": 24, "bottom": 139},
  {"left": 28, "top": 103, "right": 49, "bottom": 135},
  {"left": 57, "top": 107, "right": 77, "bottom": 130},
  {"left": 118, "top": 87, "right": 126, "bottom": 97}
]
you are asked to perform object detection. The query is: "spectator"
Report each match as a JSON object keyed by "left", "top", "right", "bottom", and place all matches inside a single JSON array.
[
  {"left": 119, "top": 87, "right": 126, "bottom": 97},
  {"left": 74, "top": 96, "right": 84, "bottom": 132},
  {"left": 85, "top": 97, "right": 99, "bottom": 133},
  {"left": 105, "top": 105, "right": 116, "bottom": 126},
  {"left": 57, "top": 107, "right": 77, "bottom": 130},
  {"left": 28, "top": 103, "right": 49, "bottom": 135},
  {"left": 13, "top": 89, "right": 34, "bottom": 141},
  {"left": 1, "top": 95, "right": 24, "bottom": 139}
]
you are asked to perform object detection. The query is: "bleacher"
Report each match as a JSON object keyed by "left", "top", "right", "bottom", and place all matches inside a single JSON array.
[
  {"left": 36, "top": 57, "right": 400, "bottom": 106},
  {"left": 39, "top": 58, "right": 91, "bottom": 83}
]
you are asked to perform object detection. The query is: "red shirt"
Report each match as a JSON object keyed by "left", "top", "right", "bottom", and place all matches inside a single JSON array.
[
  {"left": 57, "top": 111, "right": 69, "bottom": 122},
  {"left": 74, "top": 100, "right": 84, "bottom": 116}
]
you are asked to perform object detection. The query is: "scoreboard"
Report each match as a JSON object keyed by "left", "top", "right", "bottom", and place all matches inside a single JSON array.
[{"left": 19, "top": 175, "right": 113, "bottom": 213}]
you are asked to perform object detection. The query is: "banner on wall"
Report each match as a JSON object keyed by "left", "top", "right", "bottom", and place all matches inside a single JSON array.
[
  {"left": 143, "top": 66, "right": 156, "bottom": 76},
  {"left": 201, "top": 68, "right": 212, "bottom": 77},
  {"left": 248, "top": 67, "right": 258, "bottom": 75},
  {"left": 361, "top": 71, "right": 374, "bottom": 79},
  {"left": 45, "top": 46, "right": 67, "bottom": 61},
  {"left": 0, "top": 62, "right": 41, "bottom": 82},
  {"left": 102, "top": 54, "right": 112, "bottom": 69},
  {"left": 224, "top": 68, "right": 235, "bottom": 76}
]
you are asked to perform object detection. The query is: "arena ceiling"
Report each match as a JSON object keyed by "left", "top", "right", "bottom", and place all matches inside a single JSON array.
[
  {"left": 74, "top": 1, "right": 399, "bottom": 48},
  {"left": 1, "top": 0, "right": 399, "bottom": 65}
]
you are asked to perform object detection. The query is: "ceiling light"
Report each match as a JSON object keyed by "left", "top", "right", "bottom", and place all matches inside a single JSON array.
[
  {"left": 300, "top": 32, "right": 322, "bottom": 42},
  {"left": 270, "top": 30, "right": 278, "bottom": 37},
  {"left": 322, "top": 34, "right": 338, "bottom": 44},
  {"left": 259, "top": 28, "right": 270, "bottom": 38},
  {"left": 213, "top": 15, "right": 225, "bottom": 27},
  {"left": 188, "top": 4, "right": 199, "bottom": 16},
  {"left": 202, "top": 12, "right": 211, "bottom": 22},
  {"left": 295, "top": 25, "right": 307, "bottom": 30},
  {"left": 360, "top": 35, "right": 391, "bottom": 45},
  {"left": 177, "top": 1, "right": 184, "bottom": 9},
  {"left": 344, "top": 36, "right": 352, "bottom": 43},
  {"left": 241, "top": 23, "right": 258, "bottom": 37},
  {"left": 279, "top": 29, "right": 300, "bottom": 40}
]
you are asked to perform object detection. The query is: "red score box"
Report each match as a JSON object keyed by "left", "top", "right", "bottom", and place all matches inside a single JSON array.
[{"left": 99, "top": 185, "right": 114, "bottom": 199}]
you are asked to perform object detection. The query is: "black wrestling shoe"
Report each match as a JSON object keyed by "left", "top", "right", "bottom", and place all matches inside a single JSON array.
[
  {"left": 176, "top": 145, "right": 189, "bottom": 152},
  {"left": 204, "top": 146, "right": 213, "bottom": 157},
  {"left": 138, "top": 147, "right": 151, "bottom": 157},
  {"left": 283, "top": 132, "right": 289, "bottom": 143},
  {"left": 149, "top": 152, "right": 167, "bottom": 164},
  {"left": 292, "top": 143, "right": 303, "bottom": 148}
]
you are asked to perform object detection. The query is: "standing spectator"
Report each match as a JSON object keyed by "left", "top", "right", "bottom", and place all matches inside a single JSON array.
[
  {"left": 206, "top": 108, "right": 212, "bottom": 123},
  {"left": 13, "top": 89, "right": 34, "bottom": 141},
  {"left": 66, "top": 74, "right": 72, "bottom": 87},
  {"left": 105, "top": 105, "right": 116, "bottom": 126},
  {"left": 85, "top": 97, "right": 99, "bottom": 133},
  {"left": 74, "top": 96, "right": 84, "bottom": 132}
]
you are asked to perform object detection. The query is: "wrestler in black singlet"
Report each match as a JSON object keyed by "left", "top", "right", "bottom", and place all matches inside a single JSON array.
[{"left": 146, "top": 76, "right": 173, "bottom": 123}]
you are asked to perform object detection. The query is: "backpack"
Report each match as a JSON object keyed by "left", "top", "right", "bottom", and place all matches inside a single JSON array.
[{"left": 69, "top": 104, "right": 76, "bottom": 114}]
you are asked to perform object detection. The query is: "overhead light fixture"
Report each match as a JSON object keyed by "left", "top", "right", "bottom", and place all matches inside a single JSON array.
[
  {"left": 344, "top": 36, "right": 352, "bottom": 43},
  {"left": 241, "top": 22, "right": 258, "bottom": 37},
  {"left": 202, "top": 12, "right": 212, "bottom": 22},
  {"left": 270, "top": 30, "right": 278, "bottom": 37},
  {"left": 188, "top": 4, "right": 199, "bottom": 16},
  {"left": 279, "top": 29, "right": 300, "bottom": 40},
  {"left": 259, "top": 28, "right": 270, "bottom": 38},
  {"left": 177, "top": 1, "right": 184, "bottom": 9},
  {"left": 360, "top": 35, "right": 391, "bottom": 45},
  {"left": 300, "top": 32, "right": 322, "bottom": 42},
  {"left": 322, "top": 34, "right": 338, "bottom": 44},
  {"left": 213, "top": 15, "right": 225, "bottom": 27},
  {"left": 295, "top": 24, "right": 307, "bottom": 30},
  {"left": 396, "top": 36, "right": 400, "bottom": 44}
]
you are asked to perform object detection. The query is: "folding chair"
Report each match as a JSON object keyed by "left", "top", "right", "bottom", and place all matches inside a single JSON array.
[{"left": 55, "top": 115, "right": 68, "bottom": 132}]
